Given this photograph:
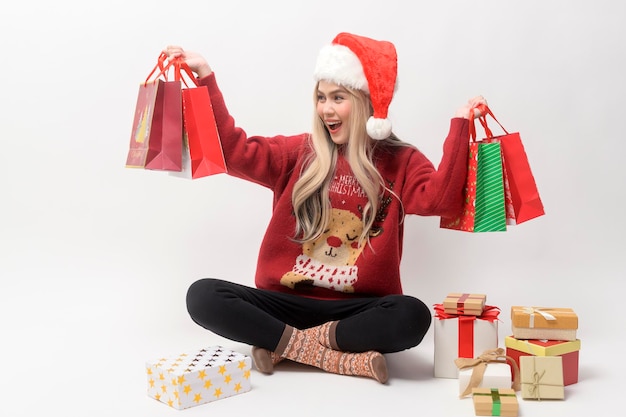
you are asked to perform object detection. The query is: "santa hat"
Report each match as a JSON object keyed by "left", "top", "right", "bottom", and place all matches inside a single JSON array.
[{"left": 313, "top": 32, "right": 398, "bottom": 140}]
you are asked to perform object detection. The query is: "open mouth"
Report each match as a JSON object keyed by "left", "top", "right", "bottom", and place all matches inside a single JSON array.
[{"left": 326, "top": 121, "right": 342, "bottom": 133}]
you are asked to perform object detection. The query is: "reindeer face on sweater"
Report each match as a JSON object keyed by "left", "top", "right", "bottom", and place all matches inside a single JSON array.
[
  {"left": 304, "top": 208, "right": 365, "bottom": 265},
  {"left": 280, "top": 208, "right": 365, "bottom": 293}
]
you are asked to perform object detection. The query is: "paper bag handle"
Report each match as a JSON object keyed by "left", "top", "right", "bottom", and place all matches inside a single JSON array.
[
  {"left": 143, "top": 53, "right": 199, "bottom": 88},
  {"left": 469, "top": 104, "right": 509, "bottom": 141}
]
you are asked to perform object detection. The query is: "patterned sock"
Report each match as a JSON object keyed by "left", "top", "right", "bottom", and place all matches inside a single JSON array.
[
  {"left": 251, "top": 346, "right": 284, "bottom": 375},
  {"left": 318, "top": 321, "right": 339, "bottom": 349},
  {"left": 276, "top": 325, "right": 388, "bottom": 383},
  {"left": 251, "top": 320, "right": 337, "bottom": 375}
]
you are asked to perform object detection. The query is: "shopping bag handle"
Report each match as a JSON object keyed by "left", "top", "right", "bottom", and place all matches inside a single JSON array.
[
  {"left": 143, "top": 52, "right": 168, "bottom": 84},
  {"left": 469, "top": 104, "right": 509, "bottom": 141},
  {"left": 143, "top": 53, "right": 199, "bottom": 88}
]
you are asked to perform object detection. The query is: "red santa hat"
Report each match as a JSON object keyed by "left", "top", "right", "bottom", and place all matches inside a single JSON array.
[{"left": 313, "top": 32, "right": 398, "bottom": 140}]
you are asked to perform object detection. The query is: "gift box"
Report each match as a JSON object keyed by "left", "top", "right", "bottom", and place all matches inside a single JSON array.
[
  {"left": 456, "top": 348, "right": 519, "bottom": 397},
  {"left": 511, "top": 306, "right": 578, "bottom": 341},
  {"left": 459, "top": 362, "right": 512, "bottom": 397},
  {"left": 146, "top": 346, "right": 252, "bottom": 410},
  {"left": 520, "top": 356, "right": 564, "bottom": 400},
  {"left": 443, "top": 293, "right": 486, "bottom": 316},
  {"left": 472, "top": 388, "right": 519, "bottom": 417},
  {"left": 505, "top": 335, "right": 580, "bottom": 386},
  {"left": 433, "top": 304, "right": 500, "bottom": 378}
]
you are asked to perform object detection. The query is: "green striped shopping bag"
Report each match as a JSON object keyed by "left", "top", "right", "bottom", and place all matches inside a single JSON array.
[{"left": 440, "top": 137, "right": 507, "bottom": 233}]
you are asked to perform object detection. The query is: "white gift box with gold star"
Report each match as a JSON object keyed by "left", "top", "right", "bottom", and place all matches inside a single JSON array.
[{"left": 146, "top": 346, "right": 252, "bottom": 410}]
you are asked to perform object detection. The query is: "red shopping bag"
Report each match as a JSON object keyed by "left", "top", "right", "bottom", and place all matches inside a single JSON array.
[
  {"left": 126, "top": 53, "right": 183, "bottom": 171},
  {"left": 181, "top": 85, "right": 227, "bottom": 178},
  {"left": 157, "top": 57, "right": 227, "bottom": 180},
  {"left": 440, "top": 140, "right": 479, "bottom": 232},
  {"left": 478, "top": 107, "right": 544, "bottom": 225}
]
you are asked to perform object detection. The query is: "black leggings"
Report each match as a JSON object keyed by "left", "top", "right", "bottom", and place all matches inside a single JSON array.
[{"left": 186, "top": 278, "right": 432, "bottom": 354}]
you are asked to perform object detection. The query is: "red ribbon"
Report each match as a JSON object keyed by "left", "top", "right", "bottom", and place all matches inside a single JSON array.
[
  {"left": 434, "top": 304, "right": 500, "bottom": 358},
  {"left": 458, "top": 316, "right": 474, "bottom": 357},
  {"left": 453, "top": 293, "right": 483, "bottom": 314},
  {"left": 457, "top": 293, "right": 469, "bottom": 312}
]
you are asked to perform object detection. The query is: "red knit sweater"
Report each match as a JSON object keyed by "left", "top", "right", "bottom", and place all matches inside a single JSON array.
[{"left": 201, "top": 74, "right": 469, "bottom": 300}]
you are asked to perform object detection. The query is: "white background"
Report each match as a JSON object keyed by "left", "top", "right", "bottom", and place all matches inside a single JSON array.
[{"left": 1, "top": 1, "right": 622, "bottom": 416}]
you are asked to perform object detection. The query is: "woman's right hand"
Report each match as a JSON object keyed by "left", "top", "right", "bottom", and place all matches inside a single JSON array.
[{"left": 163, "top": 45, "right": 213, "bottom": 78}]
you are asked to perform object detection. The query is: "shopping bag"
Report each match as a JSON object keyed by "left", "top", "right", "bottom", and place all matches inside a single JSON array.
[
  {"left": 152, "top": 56, "right": 226, "bottom": 180},
  {"left": 180, "top": 85, "right": 227, "bottom": 178},
  {"left": 143, "top": 79, "right": 183, "bottom": 171},
  {"left": 440, "top": 109, "right": 507, "bottom": 232},
  {"left": 125, "top": 80, "right": 159, "bottom": 168},
  {"left": 474, "top": 142, "right": 507, "bottom": 232},
  {"left": 125, "top": 53, "right": 183, "bottom": 171},
  {"left": 479, "top": 108, "right": 544, "bottom": 224}
]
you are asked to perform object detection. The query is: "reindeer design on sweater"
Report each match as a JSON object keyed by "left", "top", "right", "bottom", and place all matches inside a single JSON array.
[
  {"left": 280, "top": 177, "right": 394, "bottom": 293},
  {"left": 280, "top": 207, "right": 366, "bottom": 292}
]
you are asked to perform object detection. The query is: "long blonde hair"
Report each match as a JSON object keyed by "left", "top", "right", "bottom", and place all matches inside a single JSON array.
[{"left": 292, "top": 83, "right": 413, "bottom": 246}]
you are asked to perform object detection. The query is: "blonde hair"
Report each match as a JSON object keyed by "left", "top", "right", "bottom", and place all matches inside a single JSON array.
[{"left": 292, "top": 83, "right": 413, "bottom": 246}]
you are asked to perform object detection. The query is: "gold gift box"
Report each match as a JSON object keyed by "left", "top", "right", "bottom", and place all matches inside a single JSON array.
[
  {"left": 443, "top": 293, "right": 486, "bottom": 316},
  {"left": 472, "top": 388, "right": 519, "bottom": 416},
  {"left": 520, "top": 356, "right": 564, "bottom": 400},
  {"left": 511, "top": 306, "right": 578, "bottom": 341}
]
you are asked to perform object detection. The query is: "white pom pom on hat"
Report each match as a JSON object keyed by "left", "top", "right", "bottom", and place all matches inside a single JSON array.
[{"left": 313, "top": 32, "right": 398, "bottom": 140}]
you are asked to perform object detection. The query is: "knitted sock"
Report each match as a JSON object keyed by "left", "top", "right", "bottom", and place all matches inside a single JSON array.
[
  {"left": 318, "top": 321, "right": 339, "bottom": 349},
  {"left": 251, "top": 346, "right": 284, "bottom": 375},
  {"left": 276, "top": 325, "right": 388, "bottom": 383},
  {"left": 251, "top": 320, "right": 337, "bottom": 375}
]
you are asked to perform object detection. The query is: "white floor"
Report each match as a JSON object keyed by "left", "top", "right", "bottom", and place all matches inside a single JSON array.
[{"left": 1, "top": 275, "right": 620, "bottom": 417}]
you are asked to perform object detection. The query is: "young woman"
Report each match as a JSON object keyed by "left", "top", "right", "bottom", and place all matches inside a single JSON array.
[{"left": 165, "top": 32, "right": 486, "bottom": 384}]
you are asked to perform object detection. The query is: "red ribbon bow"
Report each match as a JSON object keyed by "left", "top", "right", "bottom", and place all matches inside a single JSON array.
[{"left": 434, "top": 303, "right": 501, "bottom": 358}]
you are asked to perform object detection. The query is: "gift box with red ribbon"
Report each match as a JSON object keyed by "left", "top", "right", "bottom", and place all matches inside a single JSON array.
[
  {"left": 433, "top": 304, "right": 500, "bottom": 378},
  {"left": 443, "top": 293, "right": 486, "bottom": 316}
]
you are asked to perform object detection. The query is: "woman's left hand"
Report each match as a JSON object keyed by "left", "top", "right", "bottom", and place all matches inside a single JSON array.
[{"left": 455, "top": 96, "right": 488, "bottom": 119}]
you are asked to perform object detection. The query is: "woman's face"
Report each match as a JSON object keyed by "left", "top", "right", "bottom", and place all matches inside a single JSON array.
[{"left": 316, "top": 81, "right": 352, "bottom": 145}]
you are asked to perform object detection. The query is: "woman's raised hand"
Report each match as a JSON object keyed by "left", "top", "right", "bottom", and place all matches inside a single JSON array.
[
  {"left": 455, "top": 95, "right": 488, "bottom": 119},
  {"left": 163, "top": 45, "right": 213, "bottom": 78}
]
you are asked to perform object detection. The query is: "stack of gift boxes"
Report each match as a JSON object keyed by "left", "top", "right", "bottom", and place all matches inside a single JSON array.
[
  {"left": 434, "top": 293, "right": 580, "bottom": 416},
  {"left": 507, "top": 306, "right": 580, "bottom": 399}
]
